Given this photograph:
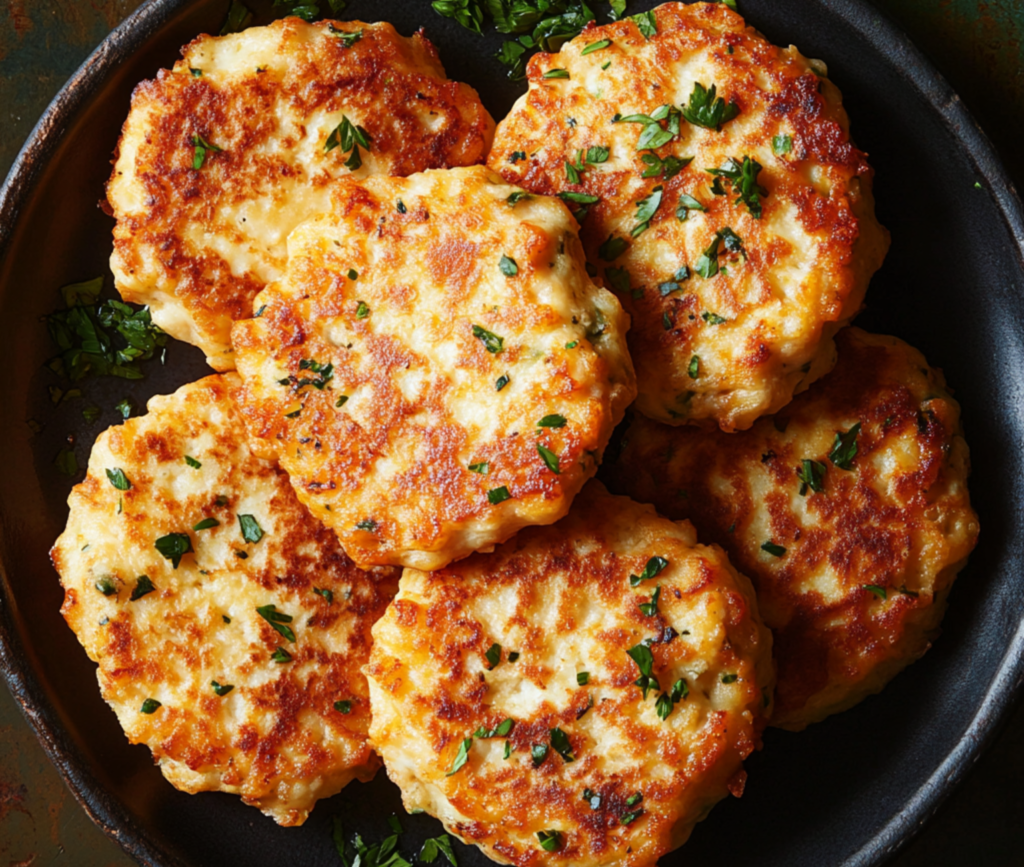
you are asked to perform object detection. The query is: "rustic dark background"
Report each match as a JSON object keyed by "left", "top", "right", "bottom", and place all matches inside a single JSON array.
[{"left": 1, "top": 0, "right": 1022, "bottom": 864}]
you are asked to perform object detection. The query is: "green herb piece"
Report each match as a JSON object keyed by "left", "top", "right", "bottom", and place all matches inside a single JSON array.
[
  {"left": 324, "top": 115, "right": 371, "bottom": 170},
  {"left": 702, "top": 311, "right": 728, "bottom": 326},
  {"left": 95, "top": 577, "right": 117, "bottom": 597},
  {"left": 347, "top": 268, "right": 359, "bottom": 281},
  {"left": 537, "top": 830, "right": 562, "bottom": 852},
  {"left": 671, "top": 678, "right": 688, "bottom": 702},
  {"left": 432, "top": 0, "right": 483, "bottom": 33},
  {"left": 828, "top": 422, "right": 861, "bottom": 470},
  {"left": 629, "top": 555, "right": 668, "bottom": 587},
  {"left": 447, "top": 737, "right": 473, "bottom": 775},
  {"left": 334, "top": 699, "right": 353, "bottom": 713},
  {"left": 295, "top": 357, "right": 334, "bottom": 390},
  {"left": 221, "top": 0, "right": 252, "bottom": 33},
  {"left": 631, "top": 10, "right": 657, "bottom": 38},
  {"left": 499, "top": 255, "right": 519, "bottom": 277},
  {"left": 681, "top": 82, "right": 739, "bottom": 129},
  {"left": 531, "top": 743, "right": 549, "bottom": 767},
  {"left": 599, "top": 234, "right": 629, "bottom": 261},
  {"left": 495, "top": 374, "right": 510, "bottom": 391},
  {"left": 686, "top": 355, "right": 701, "bottom": 379},
  {"left": 773, "top": 134, "right": 793, "bottom": 155},
  {"left": 487, "top": 486, "right": 512, "bottom": 505},
  {"left": 420, "top": 834, "right": 458, "bottom": 866},
  {"left": 543, "top": 68, "right": 570, "bottom": 79},
  {"left": 485, "top": 642, "right": 502, "bottom": 669},
  {"left": 354, "top": 300, "right": 370, "bottom": 319},
  {"left": 620, "top": 809, "right": 644, "bottom": 825},
  {"left": 640, "top": 152, "right": 691, "bottom": 179},
  {"left": 336, "top": 395, "right": 349, "bottom": 407},
  {"left": 235, "top": 551, "right": 248, "bottom": 560},
  {"left": 313, "top": 587, "right": 334, "bottom": 604},
  {"left": 507, "top": 191, "right": 532, "bottom": 207},
  {"left": 565, "top": 340, "right": 578, "bottom": 349},
  {"left": 222, "top": 615, "right": 231, "bottom": 624},
  {"left": 638, "top": 585, "right": 661, "bottom": 617},
  {"left": 256, "top": 604, "right": 296, "bottom": 642},
  {"left": 474, "top": 717, "right": 515, "bottom": 739},
  {"left": 793, "top": 458, "right": 825, "bottom": 496},
  {"left": 508, "top": 651, "right": 520, "bottom": 663},
  {"left": 624, "top": 791, "right": 643, "bottom": 807},
  {"left": 238, "top": 514, "right": 264, "bottom": 543},
  {"left": 184, "top": 455, "right": 202, "bottom": 469},
  {"left": 469, "top": 461, "right": 490, "bottom": 475},
  {"left": 537, "top": 413, "right": 567, "bottom": 429},
  {"left": 191, "top": 133, "right": 222, "bottom": 171},
  {"left": 581, "top": 38, "right": 612, "bottom": 55},
  {"left": 472, "top": 324, "right": 504, "bottom": 354},
  {"left": 155, "top": 533, "right": 192, "bottom": 569},
  {"left": 106, "top": 468, "right": 131, "bottom": 491},
  {"left": 721, "top": 672, "right": 738, "bottom": 683},
  {"left": 675, "top": 193, "right": 707, "bottom": 222},
  {"left": 627, "top": 643, "right": 658, "bottom": 698},
  {"left": 577, "top": 671, "right": 590, "bottom": 685},
  {"left": 537, "top": 443, "right": 561, "bottom": 474},
  {"left": 761, "top": 540, "right": 786, "bottom": 558},
  {"left": 190, "top": 67, "right": 203, "bottom": 77},
  {"left": 328, "top": 24, "right": 363, "bottom": 48},
  {"left": 140, "top": 698, "right": 161, "bottom": 714},
  {"left": 116, "top": 399, "right": 133, "bottom": 419},
  {"left": 130, "top": 575, "right": 155, "bottom": 601},
  {"left": 271, "top": 647, "right": 292, "bottom": 663},
  {"left": 211, "top": 681, "right": 234, "bottom": 697},
  {"left": 864, "top": 584, "right": 888, "bottom": 600},
  {"left": 705, "top": 156, "right": 767, "bottom": 218},
  {"left": 550, "top": 727, "right": 575, "bottom": 762},
  {"left": 557, "top": 190, "right": 600, "bottom": 204},
  {"left": 695, "top": 235, "right": 721, "bottom": 278},
  {"left": 583, "top": 787, "right": 602, "bottom": 809},
  {"left": 631, "top": 185, "right": 663, "bottom": 236}
]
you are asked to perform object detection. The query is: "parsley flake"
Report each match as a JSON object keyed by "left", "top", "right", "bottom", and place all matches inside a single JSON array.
[
  {"left": 681, "top": 82, "right": 739, "bottom": 130},
  {"left": 485, "top": 642, "right": 502, "bottom": 669},
  {"left": 191, "top": 134, "right": 222, "bottom": 170},
  {"left": 238, "top": 514, "right": 264, "bottom": 544},
  {"left": 447, "top": 738, "right": 473, "bottom": 776},
  {"left": 537, "top": 830, "right": 562, "bottom": 852},
  {"left": 630, "top": 555, "right": 668, "bottom": 587},
  {"left": 256, "top": 604, "right": 295, "bottom": 642},
  {"left": 155, "top": 533, "right": 192, "bottom": 569},
  {"left": 488, "top": 486, "right": 511, "bottom": 505},
  {"left": 550, "top": 727, "right": 575, "bottom": 762},
  {"left": 106, "top": 468, "right": 131, "bottom": 491},
  {"left": 577, "top": 671, "right": 590, "bottom": 685},
  {"left": 829, "top": 423, "right": 861, "bottom": 470},
  {"left": 472, "top": 325, "right": 504, "bottom": 354},
  {"left": 140, "top": 698, "right": 161, "bottom": 714},
  {"left": 581, "top": 38, "right": 612, "bottom": 55},
  {"left": 864, "top": 584, "right": 888, "bottom": 600},
  {"left": 638, "top": 585, "right": 661, "bottom": 617},
  {"left": 499, "top": 255, "right": 519, "bottom": 276},
  {"left": 313, "top": 587, "right": 334, "bottom": 604},
  {"left": 773, "top": 134, "right": 793, "bottom": 155},
  {"left": 211, "top": 681, "right": 234, "bottom": 696},
  {"left": 761, "top": 540, "right": 786, "bottom": 558},
  {"left": 324, "top": 115, "right": 371, "bottom": 170},
  {"left": 193, "top": 517, "right": 219, "bottom": 531},
  {"left": 706, "top": 156, "right": 768, "bottom": 218},
  {"left": 537, "top": 443, "right": 561, "bottom": 474},
  {"left": 626, "top": 643, "right": 659, "bottom": 699},
  {"left": 543, "top": 68, "right": 570, "bottom": 79},
  {"left": 334, "top": 699, "right": 353, "bottom": 714},
  {"left": 796, "top": 459, "right": 827, "bottom": 496}
]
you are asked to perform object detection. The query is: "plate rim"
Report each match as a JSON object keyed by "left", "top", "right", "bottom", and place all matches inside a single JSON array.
[{"left": 1, "top": 0, "right": 1023, "bottom": 865}]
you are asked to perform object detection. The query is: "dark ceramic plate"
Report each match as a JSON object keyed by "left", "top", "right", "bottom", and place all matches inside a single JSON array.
[{"left": 2, "top": 0, "right": 1023, "bottom": 865}]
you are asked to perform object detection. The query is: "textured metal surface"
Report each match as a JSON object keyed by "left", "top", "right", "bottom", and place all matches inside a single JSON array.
[{"left": 0, "top": 1, "right": 1023, "bottom": 865}]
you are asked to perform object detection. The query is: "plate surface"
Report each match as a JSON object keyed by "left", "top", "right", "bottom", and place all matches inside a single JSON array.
[{"left": 1, "top": 1, "right": 1023, "bottom": 865}]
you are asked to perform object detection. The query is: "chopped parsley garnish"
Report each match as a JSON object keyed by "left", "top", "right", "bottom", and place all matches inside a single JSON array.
[
  {"left": 328, "top": 25, "right": 363, "bottom": 48},
  {"left": 271, "top": 647, "right": 292, "bottom": 663},
  {"left": 864, "top": 584, "right": 888, "bottom": 600},
  {"left": 355, "top": 301, "right": 370, "bottom": 319},
  {"left": 619, "top": 104, "right": 682, "bottom": 151},
  {"left": 191, "top": 133, "right": 222, "bottom": 170},
  {"left": 396, "top": 199, "right": 407, "bottom": 214},
  {"left": 140, "top": 698, "right": 161, "bottom": 714},
  {"left": 507, "top": 191, "right": 532, "bottom": 207},
  {"left": 45, "top": 277, "right": 168, "bottom": 382},
  {"left": 620, "top": 809, "right": 644, "bottom": 826},
  {"left": 336, "top": 395, "right": 349, "bottom": 407},
  {"left": 583, "top": 788, "right": 602, "bottom": 809},
  {"left": 95, "top": 577, "right": 117, "bottom": 597},
  {"left": 222, "top": 615, "right": 231, "bottom": 624},
  {"left": 605, "top": 266, "right": 631, "bottom": 294},
  {"left": 499, "top": 255, "right": 519, "bottom": 277},
  {"left": 334, "top": 699, "right": 353, "bottom": 713},
  {"left": 773, "top": 134, "right": 793, "bottom": 155},
  {"left": 495, "top": 374, "right": 510, "bottom": 391},
  {"left": 432, "top": 0, "right": 483, "bottom": 33},
  {"left": 631, "top": 10, "right": 657, "bottom": 38},
  {"left": 508, "top": 651, "right": 520, "bottom": 662},
  {"left": 829, "top": 423, "right": 861, "bottom": 470},
  {"left": 115, "top": 398, "right": 133, "bottom": 419},
  {"left": 676, "top": 193, "right": 707, "bottom": 221},
  {"left": 577, "top": 671, "right": 590, "bottom": 685},
  {"left": 420, "top": 834, "right": 458, "bottom": 867},
  {"left": 640, "top": 153, "right": 691, "bottom": 180},
  {"left": 706, "top": 156, "right": 768, "bottom": 218},
  {"left": 510, "top": 150, "right": 526, "bottom": 163},
  {"left": 130, "top": 575, "right": 155, "bottom": 601},
  {"left": 537, "top": 830, "right": 562, "bottom": 852},
  {"left": 347, "top": 268, "right": 359, "bottom": 281},
  {"left": 324, "top": 115, "right": 371, "bottom": 170},
  {"left": 581, "top": 38, "right": 612, "bottom": 55},
  {"left": 256, "top": 604, "right": 296, "bottom": 642},
  {"left": 550, "top": 727, "right": 575, "bottom": 762},
  {"left": 313, "top": 587, "right": 334, "bottom": 604},
  {"left": 671, "top": 678, "right": 689, "bottom": 702},
  {"left": 537, "top": 413, "right": 567, "bottom": 428},
  {"left": 543, "top": 68, "right": 570, "bottom": 79},
  {"left": 632, "top": 185, "right": 663, "bottom": 236},
  {"left": 797, "top": 459, "right": 827, "bottom": 496},
  {"left": 761, "top": 540, "right": 786, "bottom": 558},
  {"left": 190, "top": 67, "right": 202, "bottom": 77},
  {"left": 447, "top": 738, "right": 473, "bottom": 775},
  {"left": 474, "top": 718, "right": 515, "bottom": 739},
  {"left": 565, "top": 146, "right": 609, "bottom": 183},
  {"left": 638, "top": 585, "right": 661, "bottom": 617},
  {"left": 627, "top": 643, "right": 659, "bottom": 698},
  {"left": 472, "top": 325, "right": 504, "bottom": 354},
  {"left": 469, "top": 461, "right": 490, "bottom": 474},
  {"left": 106, "top": 468, "right": 131, "bottom": 491},
  {"left": 695, "top": 227, "right": 743, "bottom": 279},
  {"left": 630, "top": 555, "right": 669, "bottom": 587},
  {"left": 488, "top": 486, "right": 511, "bottom": 505},
  {"left": 531, "top": 743, "right": 549, "bottom": 767},
  {"left": 485, "top": 642, "right": 502, "bottom": 669},
  {"left": 681, "top": 82, "right": 740, "bottom": 130},
  {"left": 537, "top": 443, "right": 561, "bottom": 474},
  {"left": 155, "top": 533, "right": 192, "bottom": 569},
  {"left": 565, "top": 340, "right": 578, "bottom": 349},
  {"left": 238, "top": 514, "right": 264, "bottom": 544},
  {"left": 295, "top": 357, "right": 334, "bottom": 390},
  {"left": 721, "top": 673, "right": 738, "bottom": 683},
  {"left": 356, "top": 519, "right": 378, "bottom": 532},
  {"left": 184, "top": 455, "right": 202, "bottom": 469},
  {"left": 211, "top": 681, "right": 234, "bottom": 697},
  {"left": 687, "top": 355, "right": 700, "bottom": 379},
  {"left": 557, "top": 190, "right": 600, "bottom": 204}
]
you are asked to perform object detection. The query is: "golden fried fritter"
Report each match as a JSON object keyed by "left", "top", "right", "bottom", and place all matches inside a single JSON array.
[
  {"left": 609, "top": 328, "right": 979, "bottom": 729},
  {"left": 489, "top": 2, "right": 889, "bottom": 431},
  {"left": 108, "top": 18, "right": 495, "bottom": 370},
  {"left": 231, "top": 166, "right": 636, "bottom": 571},
  {"left": 366, "top": 481, "right": 773, "bottom": 867},
  {"left": 50, "top": 374, "right": 398, "bottom": 825}
]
